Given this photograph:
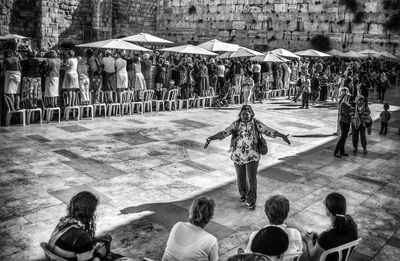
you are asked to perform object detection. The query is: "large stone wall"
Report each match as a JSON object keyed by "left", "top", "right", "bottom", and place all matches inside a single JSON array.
[
  {"left": 1, "top": 0, "right": 157, "bottom": 50},
  {"left": 156, "top": 0, "right": 400, "bottom": 54},
  {"left": 0, "top": 0, "right": 41, "bottom": 39},
  {"left": 112, "top": 0, "right": 158, "bottom": 38}
]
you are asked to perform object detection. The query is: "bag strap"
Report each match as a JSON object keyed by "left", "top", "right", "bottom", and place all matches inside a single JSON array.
[
  {"left": 253, "top": 119, "right": 262, "bottom": 138},
  {"left": 48, "top": 224, "right": 79, "bottom": 252}
]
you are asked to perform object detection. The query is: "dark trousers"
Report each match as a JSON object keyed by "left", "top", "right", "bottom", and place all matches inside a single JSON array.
[
  {"left": 334, "top": 121, "right": 351, "bottom": 155},
  {"left": 216, "top": 76, "right": 225, "bottom": 95},
  {"left": 234, "top": 161, "right": 259, "bottom": 204},
  {"left": 301, "top": 92, "right": 310, "bottom": 108},
  {"left": 379, "top": 89, "right": 386, "bottom": 103},
  {"left": 352, "top": 124, "right": 367, "bottom": 149},
  {"left": 380, "top": 122, "right": 388, "bottom": 134}
]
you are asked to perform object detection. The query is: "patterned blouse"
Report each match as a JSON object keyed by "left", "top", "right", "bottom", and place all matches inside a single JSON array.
[{"left": 213, "top": 119, "right": 277, "bottom": 165}]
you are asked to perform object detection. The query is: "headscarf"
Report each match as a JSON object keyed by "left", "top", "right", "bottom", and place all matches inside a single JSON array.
[{"left": 353, "top": 95, "right": 368, "bottom": 129}]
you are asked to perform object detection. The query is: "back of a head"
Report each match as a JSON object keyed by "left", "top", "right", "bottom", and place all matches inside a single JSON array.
[
  {"left": 264, "top": 195, "right": 290, "bottom": 225},
  {"left": 325, "top": 192, "right": 357, "bottom": 236},
  {"left": 251, "top": 226, "right": 289, "bottom": 257},
  {"left": 188, "top": 196, "right": 215, "bottom": 228}
]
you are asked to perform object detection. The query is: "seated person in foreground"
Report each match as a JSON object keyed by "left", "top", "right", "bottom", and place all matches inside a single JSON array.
[
  {"left": 301, "top": 192, "right": 358, "bottom": 261},
  {"left": 250, "top": 226, "right": 290, "bottom": 261},
  {"left": 162, "top": 196, "right": 218, "bottom": 261},
  {"left": 48, "top": 191, "right": 112, "bottom": 261},
  {"left": 245, "top": 195, "right": 303, "bottom": 255}
]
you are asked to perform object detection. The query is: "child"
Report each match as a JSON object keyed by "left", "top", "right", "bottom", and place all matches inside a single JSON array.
[
  {"left": 92, "top": 73, "right": 103, "bottom": 104},
  {"left": 379, "top": 103, "right": 391, "bottom": 135}
]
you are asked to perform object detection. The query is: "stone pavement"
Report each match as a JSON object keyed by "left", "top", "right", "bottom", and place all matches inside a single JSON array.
[{"left": 0, "top": 93, "right": 400, "bottom": 261}]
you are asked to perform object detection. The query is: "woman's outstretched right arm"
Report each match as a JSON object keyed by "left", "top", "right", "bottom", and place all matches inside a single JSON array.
[{"left": 204, "top": 122, "right": 236, "bottom": 149}]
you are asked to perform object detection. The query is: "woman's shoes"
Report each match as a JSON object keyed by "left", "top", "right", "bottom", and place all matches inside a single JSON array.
[
  {"left": 334, "top": 153, "right": 341, "bottom": 158},
  {"left": 363, "top": 148, "right": 368, "bottom": 155},
  {"left": 353, "top": 148, "right": 358, "bottom": 153},
  {"left": 246, "top": 202, "right": 256, "bottom": 210}
]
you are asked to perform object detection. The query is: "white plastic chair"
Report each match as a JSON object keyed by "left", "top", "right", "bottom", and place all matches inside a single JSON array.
[
  {"left": 152, "top": 88, "right": 167, "bottom": 112},
  {"left": 78, "top": 92, "right": 93, "bottom": 120},
  {"left": 164, "top": 89, "right": 178, "bottom": 111},
  {"left": 92, "top": 90, "right": 107, "bottom": 117},
  {"left": 142, "top": 90, "right": 154, "bottom": 113},
  {"left": 4, "top": 94, "right": 26, "bottom": 126},
  {"left": 319, "top": 238, "right": 361, "bottom": 261},
  {"left": 62, "top": 92, "right": 80, "bottom": 121},
  {"left": 279, "top": 251, "right": 303, "bottom": 261},
  {"left": 106, "top": 91, "right": 121, "bottom": 116},
  {"left": 26, "top": 108, "right": 42, "bottom": 125},
  {"left": 231, "top": 85, "right": 241, "bottom": 104}
]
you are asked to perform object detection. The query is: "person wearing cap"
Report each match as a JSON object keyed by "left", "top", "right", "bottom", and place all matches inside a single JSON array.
[
  {"left": 102, "top": 50, "right": 116, "bottom": 103},
  {"left": 245, "top": 195, "right": 302, "bottom": 257},
  {"left": 249, "top": 226, "right": 289, "bottom": 260},
  {"left": 204, "top": 105, "right": 290, "bottom": 210},
  {"left": 351, "top": 95, "right": 371, "bottom": 155},
  {"left": 302, "top": 193, "right": 358, "bottom": 261}
]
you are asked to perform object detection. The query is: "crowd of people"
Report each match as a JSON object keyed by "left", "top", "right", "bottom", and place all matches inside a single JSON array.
[
  {"left": 51, "top": 191, "right": 358, "bottom": 261},
  {"left": 2, "top": 46, "right": 398, "bottom": 114}
]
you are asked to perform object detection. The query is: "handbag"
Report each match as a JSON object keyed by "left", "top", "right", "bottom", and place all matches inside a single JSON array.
[
  {"left": 365, "top": 115, "right": 373, "bottom": 128},
  {"left": 254, "top": 120, "right": 268, "bottom": 155}
]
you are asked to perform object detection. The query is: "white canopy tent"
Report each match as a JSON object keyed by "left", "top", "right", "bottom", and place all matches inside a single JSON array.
[
  {"left": 159, "top": 44, "right": 217, "bottom": 56},
  {"left": 76, "top": 39, "right": 150, "bottom": 51},
  {"left": 218, "top": 47, "right": 263, "bottom": 59},
  {"left": 341, "top": 51, "right": 368, "bottom": 59},
  {"left": 121, "top": 33, "right": 173, "bottom": 44},
  {"left": 271, "top": 48, "right": 300, "bottom": 59},
  {"left": 295, "top": 49, "right": 331, "bottom": 57},
  {"left": 327, "top": 49, "right": 345, "bottom": 57},
  {"left": 197, "top": 39, "right": 239, "bottom": 52},
  {"left": 359, "top": 49, "right": 381, "bottom": 57},
  {"left": 250, "top": 52, "right": 289, "bottom": 63}
]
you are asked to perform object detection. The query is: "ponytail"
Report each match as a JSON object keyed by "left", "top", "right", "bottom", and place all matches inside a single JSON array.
[{"left": 333, "top": 214, "right": 358, "bottom": 236}]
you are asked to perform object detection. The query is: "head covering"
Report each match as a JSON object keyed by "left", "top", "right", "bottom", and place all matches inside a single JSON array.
[
  {"left": 105, "top": 49, "right": 112, "bottom": 55},
  {"left": 143, "top": 53, "right": 150, "bottom": 60},
  {"left": 251, "top": 226, "right": 289, "bottom": 256},
  {"left": 355, "top": 95, "right": 365, "bottom": 103}
]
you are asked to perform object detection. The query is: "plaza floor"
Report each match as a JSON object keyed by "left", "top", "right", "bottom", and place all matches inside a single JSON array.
[{"left": 1, "top": 90, "right": 400, "bottom": 261}]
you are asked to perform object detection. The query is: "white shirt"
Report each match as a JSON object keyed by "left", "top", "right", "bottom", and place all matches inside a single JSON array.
[
  {"left": 245, "top": 224, "right": 303, "bottom": 259},
  {"left": 102, "top": 56, "right": 115, "bottom": 73},
  {"left": 162, "top": 222, "right": 218, "bottom": 261}
]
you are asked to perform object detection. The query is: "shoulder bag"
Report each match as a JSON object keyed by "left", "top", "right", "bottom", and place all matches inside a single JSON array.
[{"left": 254, "top": 120, "right": 268, "bottom": 155}]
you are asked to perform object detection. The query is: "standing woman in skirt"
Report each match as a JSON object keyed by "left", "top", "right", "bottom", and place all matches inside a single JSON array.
[
  {"left": 21, "top": 51, "right": 42, "bottom": 109},
  {"left": 62, "top": 50, "right": 79, "bottom": 106},
  {"left": 133, "top": 56, "right": 147, "bottom": 101},
  {"left": 115, "top": 52, "right": 128, "bottom": 102},
  {"left": 199, "top": 60, "right": 209, "bottom": 96},
  {"left": 3, "top": 49, "right": 22, "bottom": 110},
  {"left": 44, "top": 50, "right": 61, "bottom": 107}
]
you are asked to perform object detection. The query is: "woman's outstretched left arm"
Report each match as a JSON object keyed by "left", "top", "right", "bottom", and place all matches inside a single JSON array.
[{"left": 257, "top": 120, "right": 291, "bottom": 145}]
